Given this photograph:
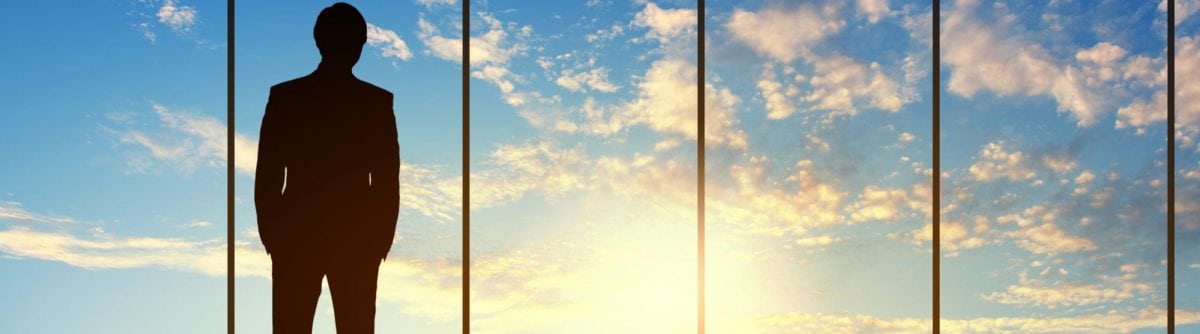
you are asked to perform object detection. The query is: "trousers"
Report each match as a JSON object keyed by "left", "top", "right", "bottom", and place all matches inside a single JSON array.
[{"left": 271, "top": 253, "right": 382, "bottom": 334}]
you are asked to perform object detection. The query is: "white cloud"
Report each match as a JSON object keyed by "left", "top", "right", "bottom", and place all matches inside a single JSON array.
[
  {"left": 982, "top": 272, "right": 1148, "bottom": 308},
  {"left": 0, "top": 225, "right": 227, "bottom": 276},
  {"left": 157, "top": 0, "right": 197, "bottom": 33},
  {"left": 111, "top": 103, "right": 256, "bottom": 175},
  {"left": 600, "top": 59, "right": 746, "bottom": 149},
  {"left": 847, "top": 185, "right": 927, "bottom": 223},
  {"left": 758, "top": 70, "right": 796, "bottom": 120},
  {"left": 902, "top": 9, "right": 932, "bottom": 47},
  {"left": 905, "top": 217, "right": 989, "bottom": 257},
  {"left": 367, "top": 23, "right": 414, "bottom": 62},
  {"left": 1177, "top": 36, "right": 1200, "bottom": 137},
  {"left": 1010, "top": 222, "right": 1097, "bottom": 254},
  {"left": 795, "top": 234, "right": 839, "bottom": 247},
  {"left": 803, "top": 56, "right": 910, "bottom": 119},
  {"left": 856, "top": 0, "right": 890, "bottom": 23},
  {"left": 898, "top": 132, "right": 916, "bottom": 142},
  {"left": 555, "top": 67, "right": 619, "bottom": 93},
  {"left": 1169, "top": 0, "right": 1200, "bottom": 25},
  {"left": 967, "top": 141, "right": 1036, "bottom": 182},
  {"left": 753, "top": 308, "right": 1197, "bottom": 333},
  {"left": 726, "top": 3, "right": 844, "bottom": 63},
  {"left": 415, "top": 0, "right": 457, "bottom": 8},
  {"left": 1075, "top": 42, "right": 1126, "bottom": 66},
  {"left": 631, "top": 2, "right": 696, "bottom": 44},
  {"left": 585, "top": 24, "right": 624, "bottom": 43},
  {"left": 0, "top": 201, "right": 73, "bottom": 224},
  {"left": 1072, "top": 170, "right": 1094, "bottom": 195},
  {"left": 942, "top": 0, "right": 1099, "bottom": 126},
  {"left": 1041, "top": 154, "right": 1077, "bottom": 173},
  {"left": 417, "top": 17, "right": 462, "bottom": 63}
]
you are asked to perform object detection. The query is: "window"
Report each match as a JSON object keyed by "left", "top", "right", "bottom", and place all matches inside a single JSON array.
[
  {"left": 705, "top": 0, "right": 933, "bottom": 331},
  {"left": 468, "top": 1, "right": 698, "bottom": 332},
  {"left": 0, "top": 0, "right": 227, "bottom": 332},
  {"left": 234, "top": 2, "right": 463, "bottom": 332},
  {"left": 940, "top": 1, "right": 1169, "bottom": 331},
  {"left": 2, "top": 1, "right": 1192, "bottom": 333},
  {"left": 1176, "top": 1, "right": 1200, "bottom": 330}
]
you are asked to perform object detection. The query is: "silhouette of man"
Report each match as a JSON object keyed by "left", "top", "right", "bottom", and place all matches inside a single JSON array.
[{"left": 254, "top": 3, "right": 399, "bottom": 333}]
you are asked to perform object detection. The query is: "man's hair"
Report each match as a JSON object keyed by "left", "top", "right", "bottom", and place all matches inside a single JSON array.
[{"left": 313, "top": 2, "right": 367, "bottom": 57}]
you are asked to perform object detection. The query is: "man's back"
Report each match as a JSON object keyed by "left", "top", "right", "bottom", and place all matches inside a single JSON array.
[
  {"left": 255, "top": 4, "right": 399, "bottom": 333},
  {"left": 255, "top": 72, "right": 400, "bottom": 259}
]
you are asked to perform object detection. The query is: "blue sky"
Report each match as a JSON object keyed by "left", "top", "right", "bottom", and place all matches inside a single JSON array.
[
  {"left": 937, "top": 0, "right": 1176, "bottom": 332},
  {"left": 1, "top": 0, "right": 1196, "bottom": 333},
  {"left": 0, "top": 0, "right": 226, "bottom": 333}
]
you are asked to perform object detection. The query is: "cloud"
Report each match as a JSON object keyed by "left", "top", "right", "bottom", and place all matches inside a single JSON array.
[
  {"left": 109, "top": 102, "right": 256, "bottom": 175},
  {"left": 1075, "top": 42, "right": 1127, "bottom": 66},
  {"left": 794, "top": 234, "right": 840, "bottom": 247},
  {"left": 157, "top": 0, "right": 197, "bottom": 33},
  {"left": 570, "top": 59, "right": 747, "bottom": 149},
  {"left": 628, "top": 59, "right": 746, "bottom": 148},
  {"left": 631, "top": 2, "right": 696, "bottom": 44},
  {"left": 847, "top": 184, "right": 928, "bottom": 223},
  {"left": 415, "top": 0, "right": 457, "bottom": 8},
  {"left": 367, "top": 23, "right": 414, "bottom": 62},
  {"left": 726, "top": 3, "right": 844, "bottom": 63},
  {"left": 1009, "top": 222, "right": 1097, "bottom": 254},
  {"left": 626, "top": 59, "right": 699, "bottom": 141},
  {"left": 416, "top": 17, "right": 463, "bottom": 63},
  {"left": 1169, "top": 0, "right": 1200, "bottom": 25},
  {"left": 555, "top": 67, "right": 619, "bottom": 93},
  {"left": 1177, "top": 36, "right": 1200, "bottom": 141},
  {"left": 941, "top": 0, "right": 1101, "bottom": 126},
  {"left": 855, "top": 0, "right": 890, "bottom": 23},
  {"left": 1115, "top": 91, "right": 1167, "bottom": 135},
  {"left": 982, "top": 271, "right": 1148, "bottom": 308},
  {"left": 0, "top": 225, "right": 227, "bottom": 276},
  {"left": 585, "top": 24, "right": 624, "bottom": 43},
  {"left": 757, "top": 70, "right": 797, "bottom": 119},
  {"left": 904, "top": 217, "right": 989, "bottom": 257},
  {"left": 1072, "top": 170, "right": 1095, "bottom": 195},
  {"left": 1041, "top": 154, "right": 1077, "bottom": 173},
  {"left": 707, "top": 157, "right": 846, "bottom": 237},
  {"left": 802, "top": 55, "right": 910, "bottom": 118},
  {"left": 967, "top": 141, "right": 1036, "bottom": 182},
  {"left": 755, "top": 308, "right": 1199, "bottom": 333},
  {"left": 0, "top": 201, "right": 73, "bottom": 224}
]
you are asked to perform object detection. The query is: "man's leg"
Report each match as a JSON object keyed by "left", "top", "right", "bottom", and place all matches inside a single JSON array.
[
  {"left": 272, "top": 254, "right": 324, "bottom": 334},
  {"left": 328, "top": 257, "right": 381, "bottom": 334}
]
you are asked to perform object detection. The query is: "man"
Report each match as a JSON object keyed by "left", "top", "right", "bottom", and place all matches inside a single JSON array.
[{"left": 254, "top": 3, "right": 399, "bottom": 333}]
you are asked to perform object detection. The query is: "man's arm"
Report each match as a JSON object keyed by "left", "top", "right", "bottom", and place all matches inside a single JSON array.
[
  {"left": 254, "top": 88, "right": 288, "bottom": 255},
  {"left": 367, "top": 94, "right": 400, "bottom": 260}
]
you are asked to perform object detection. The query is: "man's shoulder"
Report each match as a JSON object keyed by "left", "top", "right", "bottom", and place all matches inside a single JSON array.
[
  {"left": 269, "top": 75, "right": 314, "bottom": 96},
  {"left": 354, "top": 79, "right": 393, "bottom": 101}
]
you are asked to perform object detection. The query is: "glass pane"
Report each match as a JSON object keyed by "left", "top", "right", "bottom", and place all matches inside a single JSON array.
[
  {"left": 941, "top": 1, "right": 1168, "bottom": 331},
  {"left": 705, "top": 0, "right": 932, "bottom": 332},
  {"left": 468, "top": 1, "right": 698, "bottom": 332},
  {"left": 1176, "top": 0, "right": 1200, "bottom": 330},
  {"left": 0, "top": 1, "right": 226, "bottom": 332},
  {"left": 235, "top": 2, "right": 463, "bottom": 332}
]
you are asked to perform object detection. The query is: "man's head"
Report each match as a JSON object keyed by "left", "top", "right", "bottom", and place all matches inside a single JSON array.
[{"left": 314, "top": 2, "right": 366, "bottom": 69}]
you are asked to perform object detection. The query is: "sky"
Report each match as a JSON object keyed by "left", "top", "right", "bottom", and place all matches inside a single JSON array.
[
  {"left": 0, "top": 0, "right": 227, "bottom": 333},
  {"left": 0, "top": 0, "right": 1197, "bottom": 333}
]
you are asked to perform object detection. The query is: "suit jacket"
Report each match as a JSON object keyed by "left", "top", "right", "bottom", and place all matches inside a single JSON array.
[{"left": 254, "top": 70, "right": 400, "bottom": 260}]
